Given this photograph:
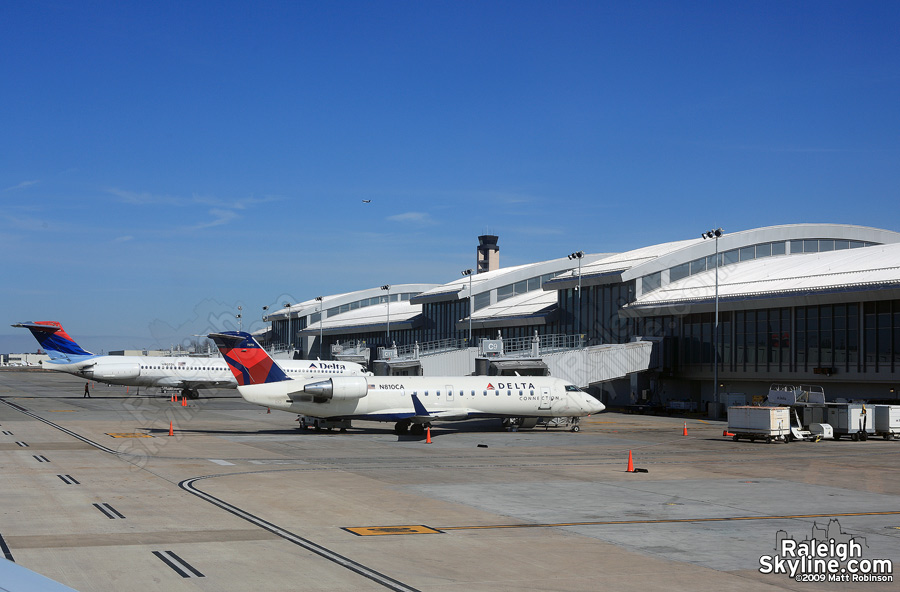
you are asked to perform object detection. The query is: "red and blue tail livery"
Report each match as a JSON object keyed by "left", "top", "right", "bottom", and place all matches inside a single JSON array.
[
  {"left": 12, "top": 321, "right": 95, "bottom": 361},
  {"left": 208, "top": 331, "right": 291, "bottom": 386}
]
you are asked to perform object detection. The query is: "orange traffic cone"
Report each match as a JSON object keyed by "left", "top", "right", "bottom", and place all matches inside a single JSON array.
[
  {"left": 267, "top": 407, "right": 271, "bottom": 414},
  {"left": 181, "top": 397, "right": 186, "bottom": 407},
  {"left": 168, "top": 421, "right": 174, "bottom": 436},
  {"left": 683, "top": 422, "right": 688, "bottom": 436},
  {"left": 626, "top": 450, "right": 634, "bottom": 472},
  {"left": 426, "top": 426, "right": 432, "bottom": 444},
  {"left": 723, "top": 430, "right": 735, "bottom": 437}
]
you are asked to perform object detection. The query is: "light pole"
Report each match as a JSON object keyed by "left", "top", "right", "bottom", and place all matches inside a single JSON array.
[
  {"left": 381, "top": 285, "right": 391, "bottom": 345},
  {"left": 461, "top": 269, "right": 473, "bottom": 344},
  {"left": 315, "top": 296, "right": 324, "bottom": 359},
  {"left": 236, "top": 306, "right": 243, "bottom": 331},
  {"left": 283, "top": 302, "right": 292, "bottom": 355},
  {"left": 702, "top": 228, "right": 724, "bottom": 405},
  {"left": 262, "top": 305, "right": 269, "bottom": 350},
  {"left": 568, "top": 251, "right": 584, "bottom": 336}
]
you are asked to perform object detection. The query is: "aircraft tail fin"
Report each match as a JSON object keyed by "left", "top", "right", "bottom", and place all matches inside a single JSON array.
[
  {"left": 208, "top": 331, "right": 291, "bottom": 385},
  {"left": 12, "top": 321, "right": 94, "bottom": 360}
]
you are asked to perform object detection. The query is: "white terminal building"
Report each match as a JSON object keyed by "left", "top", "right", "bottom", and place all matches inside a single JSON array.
[{"left": 264, "top": 225, "right": 900, "bottom": 410}]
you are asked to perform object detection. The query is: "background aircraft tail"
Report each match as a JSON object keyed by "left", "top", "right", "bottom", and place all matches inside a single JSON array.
[
  {"left": 208, "top": 331, "right": 290, "bottom": 385},
  {"left": 12, "top": 321, "right": 94, "bottom": 360}
]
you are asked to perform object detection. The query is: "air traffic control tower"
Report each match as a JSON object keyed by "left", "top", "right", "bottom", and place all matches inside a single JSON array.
[{"left": 477, "top": 234, "right": 499, "bottom": 273}]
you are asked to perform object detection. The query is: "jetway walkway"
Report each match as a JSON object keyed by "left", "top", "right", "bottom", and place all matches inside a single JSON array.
[{"left": 374, "top": 333, "right": 655, "bottom": 386}]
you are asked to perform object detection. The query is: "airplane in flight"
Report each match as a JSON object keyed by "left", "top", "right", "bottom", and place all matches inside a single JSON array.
[
  {"left": 209, "top": 331, "right": 605, "bottom": 434},
  {"left": 14, "top": 321, "right": 368, "bottom": 399}
]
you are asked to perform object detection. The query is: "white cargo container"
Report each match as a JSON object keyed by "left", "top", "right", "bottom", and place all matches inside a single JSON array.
[
  {"left": 827, "top": 404, "right": 876, "bottom": 441},
  {"left": 727, "top": 406, "right": 791, "bottom": 443},
  {"left": 873, "top": 405, "right": 900, "bottom": 440}
]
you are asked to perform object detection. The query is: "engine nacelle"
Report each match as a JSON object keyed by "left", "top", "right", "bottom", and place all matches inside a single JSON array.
[
  {"left": 84, "top": 362, "right": 141, "bottom": 380},
  {"left": 302, "top": 376, "right": 369, "bottom": 401}
]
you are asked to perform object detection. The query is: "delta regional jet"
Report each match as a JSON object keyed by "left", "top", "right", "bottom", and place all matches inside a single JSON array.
[
  {"left": 14, "top": 321, "right": 367, "bottom": 399},
  {"left": 209, "top": 331, "right": 605, "bottom": 434}
]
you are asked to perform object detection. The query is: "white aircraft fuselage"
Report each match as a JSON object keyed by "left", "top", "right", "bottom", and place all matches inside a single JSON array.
[
  {"left": 44, "top": 356, "right": 366, "bottom": 396},
  {"left": 237, "top": 374, "right": 604, "bottom": 422}
]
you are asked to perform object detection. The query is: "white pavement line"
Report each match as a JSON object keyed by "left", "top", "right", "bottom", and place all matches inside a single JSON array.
[{"left": 180, "top": 475, "right": 422, "bottom": 592}]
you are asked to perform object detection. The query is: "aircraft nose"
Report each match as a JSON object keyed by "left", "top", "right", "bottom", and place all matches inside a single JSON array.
[{"left": 586, "top": 396, "right": 605, "bottom": 414}]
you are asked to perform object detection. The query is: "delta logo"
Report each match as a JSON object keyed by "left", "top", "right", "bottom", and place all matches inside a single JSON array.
[
  {"left": 487, "top": 383, "right": 495, "bottom": 390},
  {"left": 307, "top": 362, "right": 347, "bottom": 371}
]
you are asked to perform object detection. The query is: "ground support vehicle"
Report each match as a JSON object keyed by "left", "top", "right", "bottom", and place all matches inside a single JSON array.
[
  {"left": 827, "top": 404, "right": 876, "bottom": 441},
  {"left": 873, "top": 405, "right": 900, "bottom": 440},
  {"left": 297, "top": 415, "right": 350, "bottom": 432},
  {"left": 727, "top": 406, "right": 791, "bottom": 443}
]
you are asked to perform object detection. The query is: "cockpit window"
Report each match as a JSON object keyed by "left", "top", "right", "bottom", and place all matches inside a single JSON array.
[{"left": 564, "top": 384, "right": 582, "bottom": 392}]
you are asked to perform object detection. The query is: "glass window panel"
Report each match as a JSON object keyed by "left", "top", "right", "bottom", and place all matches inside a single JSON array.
[
  {"left": 527, "top": 277, "right": 540, "bottom": 291},
  {"left": 849, "top": 240, "right": 864, "bottom": 249},
  {"left": 724, "top": 249, "right": 739, "bottom": 265},
  {"left": 497, "top": 284, "right": 514, "bottom": 301},
  {"left": 834, "top": 240, "right": 849, "bottom": 250},
  {"left": 308, "top": 312, "right": 321, "bottom": 324},
  {"left": 819, "top": 239, "right": 834, "bottom": 252},
  {"left": 670, "top": 263, "right": 690, "bottom": 282},
  {"left": 771, "top": 241, "right": 786, "bottom": 255},
  {"left": 803, "top": 239, "right": 818, "bottom": 253},
  {"left": 642, "top": 272, "right": 661, "bottom": 293},
  {"left": 739, "top": 246, "right": 755, "bottom": 261},
  {"left": 690, "top": 258, "right": 706, "bottom": 275},
  {"left": 513, "top": 280, "right": 527, "bottom": 295},
  {"left": 756, "top": 243, "right": 772, "bottom": 258},
  {"left": 789, "top": 240, "right": 803, "bottom": 254},
  {"left": 473, "top": 292, "right": 491, "bottom": 311}
]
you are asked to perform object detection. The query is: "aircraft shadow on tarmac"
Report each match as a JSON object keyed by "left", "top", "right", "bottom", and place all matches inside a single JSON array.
[{"left": 145, "top": 418, "right": 556, "bottom": 439}]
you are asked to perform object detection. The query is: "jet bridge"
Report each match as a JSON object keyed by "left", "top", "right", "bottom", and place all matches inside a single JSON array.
[{"left": 372, "top": 333, "right": 654, "bottom": 387}]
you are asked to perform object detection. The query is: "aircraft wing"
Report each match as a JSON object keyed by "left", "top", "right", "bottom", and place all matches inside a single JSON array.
[
  {"left": 155, "top": 377, "right": 234, "bottom": 389},
  {"left": 0, "top": 558, "right": 81, "bottom": 591},
  {"left": 409, "top": 394, "right": 470, "bottom": 421}
]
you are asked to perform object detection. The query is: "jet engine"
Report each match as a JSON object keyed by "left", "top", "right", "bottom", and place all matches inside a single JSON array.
[
  {"left": 302, "top": 376, "right": 369, "bottom": 402},
  {"left": 83, "top": 362, "right": 141, "bottom": 380}
]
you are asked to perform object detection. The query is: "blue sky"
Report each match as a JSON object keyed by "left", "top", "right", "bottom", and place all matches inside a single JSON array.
[{"left": 2, "top": 1, "right": 899, "bottom": 353}]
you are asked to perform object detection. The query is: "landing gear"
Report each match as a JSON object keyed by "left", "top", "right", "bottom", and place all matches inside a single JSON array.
[
  {"left": 181, "top": 388, "right": 200, "bottom": 400},
  {"left": 394, "top": 420, "right": 410, "bottom": 435},
  {"left": 409, "top": 423, "right": 426, "bottom": 436}
]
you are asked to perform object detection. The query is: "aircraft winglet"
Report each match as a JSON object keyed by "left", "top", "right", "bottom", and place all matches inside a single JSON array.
[
  {"left": 410, "top": 394, "right": 432, "bottom": 417},
  {"left": 208, "top": 331, "right": 291, "bottom": 386}
]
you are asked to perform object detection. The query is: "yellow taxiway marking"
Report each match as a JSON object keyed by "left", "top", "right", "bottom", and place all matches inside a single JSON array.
[
  {"left": 435, "top": 510, "right": 900, "bottom": 532},
  {"left": 344, "top": 525, "right": 442, "bottom": 536},
  {"left": 105, "top": 433, "right": 153, "bottom": 438}
]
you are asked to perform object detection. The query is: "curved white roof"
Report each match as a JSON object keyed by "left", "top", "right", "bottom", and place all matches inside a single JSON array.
[
  {"left": 460, "top": 290, "right": 558, "bottom": 330},
  {"left": 300, "top": 300, "right": 421, "bottom": 335},
  {"left": 622, "top": 242, "right": 900, "bottom": 316}
]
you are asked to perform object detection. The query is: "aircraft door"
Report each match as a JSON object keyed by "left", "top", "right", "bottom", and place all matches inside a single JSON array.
[
  {"left": 445, "top": 385, "right": 454, "bottom": 402},
  {"left": 539, "top": 387, "right": 552, "bottom": 410}
]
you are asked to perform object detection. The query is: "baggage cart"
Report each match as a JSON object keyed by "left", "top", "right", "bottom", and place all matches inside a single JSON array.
[
  {"left": 873, "top": 405, "right": 900, "bottom": 440},
  {"left": 727, "top": 406, "right": 791, "bottom": 443}
]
